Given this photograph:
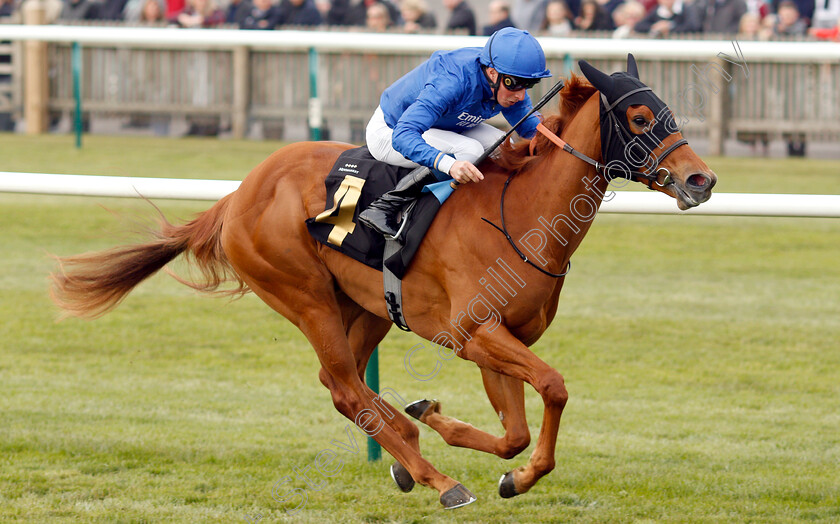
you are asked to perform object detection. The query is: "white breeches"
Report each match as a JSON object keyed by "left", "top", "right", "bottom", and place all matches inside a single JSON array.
[{"left": 365, "top": 105, "right": 504, "bottom": 175}]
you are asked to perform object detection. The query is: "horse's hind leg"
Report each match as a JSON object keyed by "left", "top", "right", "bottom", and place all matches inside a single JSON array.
[
  {"left": 298, "top": 302, "right": 475, "bottom": 506},
  {"left": 225, "top": 254, "right": 467, "bottom": 504},
  {"left": 330, "top": 299, "right": 425, "bottom": 493},
  {"left": 410, "top": 369, "right": 530, "bottom": 460},
  {"left": 329, "top": 297, "right": 421, "bottom": 455}
]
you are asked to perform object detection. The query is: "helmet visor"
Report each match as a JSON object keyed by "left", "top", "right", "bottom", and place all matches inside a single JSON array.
[{"left": 501, "top": 74, "right": 541, "bottom": 92}]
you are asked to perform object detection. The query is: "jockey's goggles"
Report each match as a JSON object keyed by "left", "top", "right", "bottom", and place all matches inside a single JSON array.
[{"left": 501, "top": 74, "right": 540, "bottom": 91}]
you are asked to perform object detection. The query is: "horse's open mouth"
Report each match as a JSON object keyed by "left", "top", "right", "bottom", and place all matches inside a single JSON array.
[
  {"left": 673, "top": 184, "right": 711, "bottom": 210},
  {"left": 673, "top": 173, "right": 715, "bottom": 210}
]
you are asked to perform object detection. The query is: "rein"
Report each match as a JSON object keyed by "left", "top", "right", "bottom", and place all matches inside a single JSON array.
[
  {"left": 531, "top": 99, "right": 687, "bottom": 190},
  {"left": 481, "top": 175, "right": 572, "bottom": 279}
]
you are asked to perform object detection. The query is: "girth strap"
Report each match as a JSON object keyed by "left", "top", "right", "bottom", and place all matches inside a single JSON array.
[{"left": 383, "top": 237, "right": 411, "bottom": 331}]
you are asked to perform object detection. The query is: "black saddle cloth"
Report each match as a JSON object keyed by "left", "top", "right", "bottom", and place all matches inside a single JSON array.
[{"left": 305, "top": 146, "right": 445, "bottom": 279}]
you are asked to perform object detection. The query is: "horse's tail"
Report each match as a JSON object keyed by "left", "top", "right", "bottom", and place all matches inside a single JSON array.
[{"left": 50, "top": 193, "right": 247, "bottom": 319}]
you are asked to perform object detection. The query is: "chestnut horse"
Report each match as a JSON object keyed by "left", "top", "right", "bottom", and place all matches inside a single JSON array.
[{"left": 51, "top": 57, "right": 716, "bottom": 508}]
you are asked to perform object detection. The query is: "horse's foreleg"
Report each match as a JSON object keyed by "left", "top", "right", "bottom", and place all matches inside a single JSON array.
[
  {"left": 463, "top": 326, "right": 568, "bottom": 497},
  {"left": 411, "top": 369, "right": 530, "bottom": 459}
]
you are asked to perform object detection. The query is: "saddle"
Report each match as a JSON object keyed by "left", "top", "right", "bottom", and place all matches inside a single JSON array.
[{"left": 305, "top": 146, "right": 447, "bottom": 280}]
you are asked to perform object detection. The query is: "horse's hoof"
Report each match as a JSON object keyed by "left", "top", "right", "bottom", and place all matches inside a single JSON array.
[
  {"left": 405, "top": 399, "right": 438, "bottom": 421},
  {"left": 498, "top": 471, "right": 519, "bottom": 499},
  {"left": 390, "top": 461, "right": 415, "bottom": 493},
  {"left": 440, "top": 483, "right": 477, "bottom": 509}
]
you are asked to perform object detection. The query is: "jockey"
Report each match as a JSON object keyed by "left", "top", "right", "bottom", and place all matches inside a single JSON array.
[{"left": 358, "top": 27, "right": 552, "bottom": 238}]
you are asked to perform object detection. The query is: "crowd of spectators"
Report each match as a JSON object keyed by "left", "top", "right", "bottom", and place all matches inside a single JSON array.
[{"left": 0, "top": 0, "right": 837, "bottom": 40}]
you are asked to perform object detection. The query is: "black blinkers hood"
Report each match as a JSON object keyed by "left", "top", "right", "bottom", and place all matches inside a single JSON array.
[{"left": 578, "top": 55, "right": 682, "bottom": 175}]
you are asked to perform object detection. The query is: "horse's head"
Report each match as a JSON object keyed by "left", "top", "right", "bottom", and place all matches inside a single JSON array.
[{"left": 579, "top": 55, "right": 716, "bottom": 210}]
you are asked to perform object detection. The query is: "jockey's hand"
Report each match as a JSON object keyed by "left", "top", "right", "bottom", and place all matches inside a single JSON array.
[{"left": 450, "top": 160, "right": 484, "bottom": 184}]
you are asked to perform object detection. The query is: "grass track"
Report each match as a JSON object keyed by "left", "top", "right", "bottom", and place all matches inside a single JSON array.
[{"left": 1, "top": 134, "right": 839, "bottom": 523}]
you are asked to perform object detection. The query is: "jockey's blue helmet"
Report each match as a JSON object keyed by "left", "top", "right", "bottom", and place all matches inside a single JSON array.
[{"left": 479, "top": 28, "right": 552, "bottom": 81}]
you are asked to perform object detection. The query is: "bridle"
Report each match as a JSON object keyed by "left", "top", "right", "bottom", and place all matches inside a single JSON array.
[
  {"left": 536, "top": 86, "right": 688, "bottom": 190},
  {"left": 595, "top": 87, "right": 688, "bottom": 190},
  {"left": 483, "top": 87, "right": 688, "bottom": 279}
]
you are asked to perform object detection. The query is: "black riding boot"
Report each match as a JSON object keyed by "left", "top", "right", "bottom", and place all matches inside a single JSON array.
[{"left": 358, "top": 167, "right": 437, "bottom": 237}]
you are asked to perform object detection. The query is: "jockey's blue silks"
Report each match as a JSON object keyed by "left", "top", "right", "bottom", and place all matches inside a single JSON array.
[{"left": 379, "top": 29, "right": 552, "bottom": 175}]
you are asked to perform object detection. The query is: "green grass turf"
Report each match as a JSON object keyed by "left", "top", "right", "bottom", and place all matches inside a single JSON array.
[{"left": 1, "top": 134, "right": 839, "bottom": 522}]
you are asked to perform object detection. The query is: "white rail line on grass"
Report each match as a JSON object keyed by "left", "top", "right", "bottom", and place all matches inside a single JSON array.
[{"left": 1, "top": 172, "right": 839, "bottom": 217}]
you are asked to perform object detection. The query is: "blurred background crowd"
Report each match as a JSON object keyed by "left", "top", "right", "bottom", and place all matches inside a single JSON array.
[{"left": 0, "top": 0, "right": 838, "bottom": 41}]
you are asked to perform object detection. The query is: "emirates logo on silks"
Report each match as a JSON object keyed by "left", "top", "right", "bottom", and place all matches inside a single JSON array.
[{"left": 456, "top": 112, "right": 485, "bottom": 127}]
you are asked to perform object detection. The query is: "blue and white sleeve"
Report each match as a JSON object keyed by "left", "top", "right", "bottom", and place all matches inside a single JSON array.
[{"left": 391, "top": 84, "right": 458, "bottom": 175}]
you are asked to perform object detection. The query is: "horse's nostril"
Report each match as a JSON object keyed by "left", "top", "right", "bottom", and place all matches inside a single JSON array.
[{"left": 687, "top": 173, "right": 711, "bottom": 189}]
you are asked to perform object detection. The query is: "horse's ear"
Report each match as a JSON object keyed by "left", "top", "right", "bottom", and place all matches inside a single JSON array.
[
  {"left": 626, "top": 54, "right": 640, "bottom": 79},
  {"left": 578, "top": 60, "right": 614, "bottom": 95}
]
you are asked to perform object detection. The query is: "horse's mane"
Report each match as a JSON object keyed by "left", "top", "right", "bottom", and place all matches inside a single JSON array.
[{"left": 495, "top": 74, "right": 597, "bottom": 172}]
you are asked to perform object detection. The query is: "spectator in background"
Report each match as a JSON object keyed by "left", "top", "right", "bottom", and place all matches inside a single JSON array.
[
  {"left": 278, "top": 0, "right": 322, "bottom": 25},
  {"left": 365, "top": 1, "right": 390, "bottom": 29},
  {"left": 809, "top": 15, "right": 840, "bottom": 38},
  {"left": 225, "top": 0, "right": 253, "bottom": 23},
  {"left": 483, "top": 0, "right": 515, "bottom": 34},
  {"left": 139, "top": 0, "right": 166, "bottom": 21},
  {"left": 771, "top": 0, "right": 812, "bottom": 24},
  {"left": 512, "top": 0, "right": 548, "bottom": 31},
  {"left": 0, "top": 0, "right": 18, "bottom": 17},
  {"left": 95, "top": 0, "right": 129, "bottom": 19},
  {"left": 744, "top": 0, "right": 769, "bottom": 16},
  {"left": 324, "top": 0, "right": 349, "bottom": 24},
  {"left": 773, "top": 0, "right": 807, "bottom": 34},
  {"left": 344, "top": 0, "right": 400, "bottom": 26},
  {"left": 172, "top": 0, "right": 225, "bottom": 26},
  {"left": 612, "top": 0, "right": 645, "bottom": 36},
  {"left": 541, "top": 0, "right": 573, "bottom": 35},
  {"left": 812, "top": 0, "right": 840, "bottom": 28},
  {"left": 634, "top": 0, "right": 703, "bottom": 35},
  {"left": 737, "top": 10, "right": 772, "bottom": 37},
  {"left": 166, "top": 0, "right": 185, "bottom": 18},
  {"left": 59, "top": 0, "right": 98, "bottom": 19},
  {"left": 400, "top": 0, "right": 436, "bottom": 32},
  {"left": 595, "top": 0, "right": 623, "bottom": 17},
  {"left": 314, "top": 0, "right": 329, "bottom": 20},
  {"left": 124, "top": 0, "right": 158, "bottom": 21},
  {"left": 575, "top": 0, "right": 613, "bottom": 29},
  {"left": 699, "top": 0, "right": 747, "bottom": 33},
  {"left": 444, "top": 0, "right": 477, "bottom": 34},
  {"left": 240, "top": 0, "right": 281, "bottom": 28},
  {"left": 759, "top": 11, "right": 777, "bottom": 31}
]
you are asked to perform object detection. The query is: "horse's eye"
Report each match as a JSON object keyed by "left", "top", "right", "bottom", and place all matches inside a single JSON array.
[{"left": 633, "top": 117, "right": 647, "bottom": 126}]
